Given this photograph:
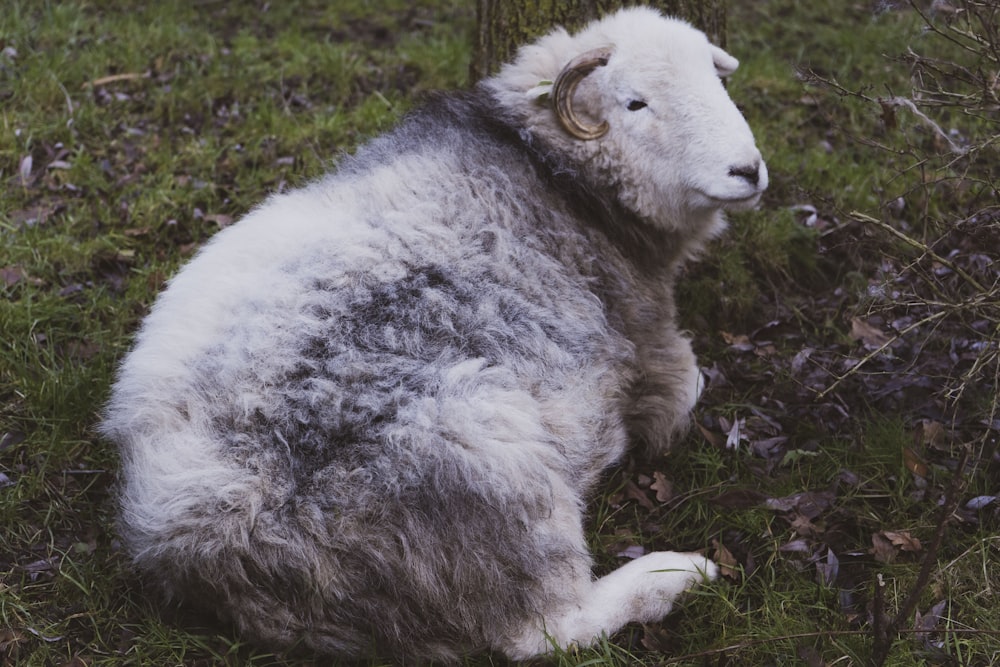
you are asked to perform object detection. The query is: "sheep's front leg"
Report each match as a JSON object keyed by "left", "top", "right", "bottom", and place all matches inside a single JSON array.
[{"left": 500, "top": 551, "right": 717, "bottom": 660}]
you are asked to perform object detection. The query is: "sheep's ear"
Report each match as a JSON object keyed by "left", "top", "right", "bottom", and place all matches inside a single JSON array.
[{"left": 711, "top": 46, "right": 739, "bottom": 77}]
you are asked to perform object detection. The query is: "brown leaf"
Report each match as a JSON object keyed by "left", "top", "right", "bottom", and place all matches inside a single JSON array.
[
  {"left": 797, "top": 644, "right": 827, "bottom": 667},
  {"left": 914, "top": 600, "right": 947, "bottom": 638},
  {"left": 850, "top": 317, "right": 891, "bottom": 348},
  {"left": 205, "top": 213, "right": 234, "bottom": 228},
  {"left": 650, "top": 472, "right": 673, "bottom": 503},
  {"left": 696, "top": 422, "right": 724, "bottom": 449},
  {"left": 764, "top": 490, "right": 835, "bottom": 519},
  {"left": 623, "top": 478, "right": 654, "bottom": 510},
  {"left": 914, "top": 420, "right": 948, "bottom": 450},
  {"left": 721, "top": 331, "right": 755, "bottom": 351},
  {"left": 903, "top": 447, "right": 929, "bottom": 478},
  {"left": 815, "top": 547, "right": 839, "bottom": 587},
  {"left": 790, "top": 513, "right": 818, "bottom": 537},
  {"left": 710, "top": 488, "right": 767, "bottom": 509},
  {"left": 883, "top": 530, "right": 922, "bottom": 552},
  {"left": 879, "top": 100, "right": 898, "bottom": 130},
  {"left": 711, "top": 538, "right": 740, "bottom": 580},
  {"left": 0, "top": 628, "right": 26, "bottom": 660},
  {"left": 871, "top": 532, "right": 897, "bottom": 563},
  {"left": 1, "top": 265, "right": 27, "bottom": 287}
]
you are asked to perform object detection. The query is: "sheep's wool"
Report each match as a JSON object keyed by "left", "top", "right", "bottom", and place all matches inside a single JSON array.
[{"left": 102, "top": 7, "right": 766, "bottom": 662}]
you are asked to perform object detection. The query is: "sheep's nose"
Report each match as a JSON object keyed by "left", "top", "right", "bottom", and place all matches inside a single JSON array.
[{"left": 729, "top": 161, "right": 762, "bottom": 187}]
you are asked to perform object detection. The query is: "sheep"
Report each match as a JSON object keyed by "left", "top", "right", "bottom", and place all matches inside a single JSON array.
[{"left": 101, "top": 6, "right": 767, "bottom": 662}]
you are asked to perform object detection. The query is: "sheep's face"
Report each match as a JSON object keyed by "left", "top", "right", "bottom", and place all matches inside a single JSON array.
[
  {"left": 490, "top": 7, "right": 768, "bottom": 240},
  {"left": 571, "top": 13, "right": 768, "bottom": 233}
]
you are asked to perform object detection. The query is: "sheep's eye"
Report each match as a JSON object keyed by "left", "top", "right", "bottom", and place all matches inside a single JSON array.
[{"left": 627, "top": 100, "right": 648, "bottom": 111}]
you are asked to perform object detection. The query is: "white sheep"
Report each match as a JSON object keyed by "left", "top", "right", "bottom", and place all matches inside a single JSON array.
[{"left": 101, "top": 6, "right": 767, "bottom": 662}]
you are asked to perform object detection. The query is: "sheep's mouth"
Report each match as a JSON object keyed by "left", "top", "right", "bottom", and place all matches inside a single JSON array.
[{"left": 696, "top": 190, "right": 763, "bottom": 210}]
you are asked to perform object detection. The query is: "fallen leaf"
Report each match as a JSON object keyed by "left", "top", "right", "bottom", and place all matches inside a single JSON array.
[
  {"left": 0, "top": 431, "right": 26, "bottom": 451},
  {"left": 778, "top": 538, "right": 812, "bottom": 553},
  {"left": 205, "top": 213, "right": 234, "bottom": 228},
  {"left": 850, "top": 317, "right": 891, "bottom": 348},
  {"left": 1, "top": 265, "right": 27, "bottom": 287},
  {"left": 871, "top": 532, "right": 897, "bottom": 563},
  {"left": 914, "top": 420, "right": 947, "bottom": 449},
  {"left": 649, "top": 472, "right": 673, "bottom": 503},
  {"left": 724, "top": 417, "right": 745, "bottom": 450},
  {"left": 790, "top": 513, "right": 818, "bottom": 537},
  {"left": 721, "top": 331, "right": 755, "bottom": 351},
  {"left": 815, "top": 547, "right": 839, "bottom": 587},
  {"left": 797, "top": 644, "right": 827, "bottom": 667},
  {"left": 711, "top": 538, "right": 739, "bottom": 580},
  {"left": 696, "top": 422, "right": 724, "bottom": 449},
  {"left": 882, "top": 530, "right": 922, "bottom": 552},
  {"left": 0, "top": 628, "right": 26, "bottom": 660},
  {"left": 709, "top": 488, "right": 767, "bottom": 509},
  {"left": 19, "top": 154, "right": 33, "bottom": 186},
  {"left": 622, "top": 478, "right": 654, "bottom": 510},
  {"left": 965, "top": 495, "right": 996, "bottom": 510},
  {"left": 914, "top": 599, "right": 947, "bottom": 639},
  {"left": 903, "top": 447, "right": 929, "bottom": 478},
  {"left": 765, "top": 490, "right": 835, "bottom": 519}
]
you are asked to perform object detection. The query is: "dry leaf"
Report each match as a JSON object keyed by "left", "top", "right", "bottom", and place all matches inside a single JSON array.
[
  {"left": 650, "top": 472, "right": 673, "bottom": 503},
  {"left": 815, "top": 547, "right": 839, "bottom": 587},
  {"left": 764, "top": 490, "right": 835, "bottom": 519},
  {"left": 850, "top": 317, "right": 891, "bottom": 348},
  {"left": 710, "top": 488, "right": 767, "bottom": 509},
  {"left": 721, "top": 331, "right": 755, "bottom": 351},
  {"left": 622, "top": 478, "right": 654, "bottom": 510},
  {"left": 903, "top": 447, "right": 929, "bottom": 478},
  {"left": 882, "top": 530, "right": 922, "bottom": 552},
  {"left": 725, "top": 417, "right": 745, "bottom": 450},
  {"left": 696, "top": 422, "right": 724, "bottom": 449},
  {"left": 797, "top": 644, "right": 827, "bottom": 667},
  {"left": 205, "top": 213, "right": 234, "bottom": 228},
  {"left": 914, "top": 600, "right": 947, "bottom": 639},
  {"left": 711, "top": 538, "right": 739, "bottom": 580},
  {"left": 790, "top": 513, "right": 818, "bottom": 537},
  {"left": 914, "top": 420, "right": 947, "bottom": 449},
  {"left": 871, "top": 532, "right": 897, "bottom": 563},
  {"left": 19, "top": 154, "right": 33, "bottom": 186}
]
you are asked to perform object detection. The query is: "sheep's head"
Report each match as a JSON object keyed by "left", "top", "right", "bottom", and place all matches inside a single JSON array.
[{"left": 487, "top": 7, "right": 768, "bottom": 245}]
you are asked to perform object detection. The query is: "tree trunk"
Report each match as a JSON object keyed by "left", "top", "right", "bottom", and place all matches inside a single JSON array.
[{"left": 471, "top": 0, "right": 726, "bottom": 81}]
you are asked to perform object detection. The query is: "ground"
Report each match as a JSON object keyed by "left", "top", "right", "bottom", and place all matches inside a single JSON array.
[{"left": 1, "top": 0, "right": 997, "bottom": 665}]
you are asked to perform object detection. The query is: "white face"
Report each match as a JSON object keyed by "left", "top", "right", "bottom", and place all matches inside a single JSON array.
[{"left": 574, "top": 23, "right": 768, "bottom": 227}]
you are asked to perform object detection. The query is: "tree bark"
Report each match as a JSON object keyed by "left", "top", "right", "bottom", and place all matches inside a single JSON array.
[{"left": 472, "top": 0, "right": 726, "bottom": 81}]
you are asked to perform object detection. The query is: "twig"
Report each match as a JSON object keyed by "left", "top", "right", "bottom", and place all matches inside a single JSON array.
[
  {"left": 814, "top": 308, "right": 948, "bottom": 400},
  {"left": 869, "top": 446, "right": 971, "bottom": 666},
  {"left": 82, "top": 71, "right": 150, "bottom": 88},
  {"left": 849, "top": 211, "right": 989, "bottom": 294},
  {"left": 870, "top": 574, "right": 890, "bottom": 666}
]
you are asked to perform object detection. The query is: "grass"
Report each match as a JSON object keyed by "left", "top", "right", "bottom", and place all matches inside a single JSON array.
[{"left": 2, "top": 0, "right": 998, "bottom": 665}]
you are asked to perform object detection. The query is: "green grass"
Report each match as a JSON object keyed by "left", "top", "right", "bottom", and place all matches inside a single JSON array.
[{"left": 2, "top": 0, "right": 998, "bottom": 665}]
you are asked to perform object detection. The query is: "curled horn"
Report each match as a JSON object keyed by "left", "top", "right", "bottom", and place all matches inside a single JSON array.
[{"left": 552, "top": 46, "right": 613, "bottom": 140}]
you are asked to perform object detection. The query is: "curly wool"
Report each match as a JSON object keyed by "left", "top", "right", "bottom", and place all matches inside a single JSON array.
[{"left": 102, "top": 6, "right": 765, "bottom": 663}]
